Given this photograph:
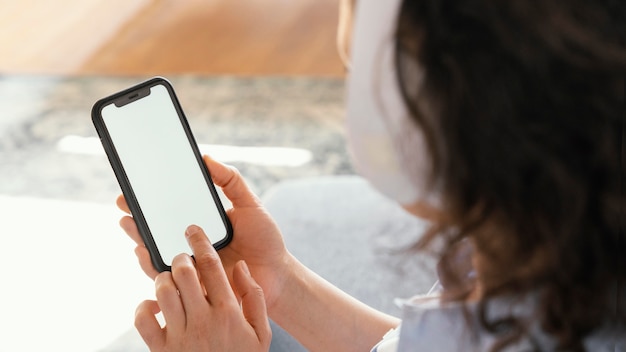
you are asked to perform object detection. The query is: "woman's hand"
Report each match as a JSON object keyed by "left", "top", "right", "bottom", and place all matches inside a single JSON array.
[
  {"left": 135, "top": 225, "right": 271, "bottom": 351},
  {"left": 117, "top": 155, "right": 292, "bottom": 309},
  {"left": 122, "top": 156, "right": 400, "bottom": 351}
]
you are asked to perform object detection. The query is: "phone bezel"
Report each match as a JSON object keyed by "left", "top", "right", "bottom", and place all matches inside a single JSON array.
[{"left": 91, "top": 77, "right": 233, "bottom": 272}]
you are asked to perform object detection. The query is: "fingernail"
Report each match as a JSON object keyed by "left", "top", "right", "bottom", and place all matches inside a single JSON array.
[{"left": 185, "top": 225, "right": 200, "bottom": 238}]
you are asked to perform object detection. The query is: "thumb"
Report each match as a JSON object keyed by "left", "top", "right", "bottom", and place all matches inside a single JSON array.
[
  {"left": 203, "top": 155, "right": 261, "bottom": 208},
  {"left": 233, "top": 260, "right": 272, "bottom": 342}
]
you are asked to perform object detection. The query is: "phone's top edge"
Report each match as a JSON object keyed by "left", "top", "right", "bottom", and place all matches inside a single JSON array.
[{"left": 91, "top": 76, "right": 173, "bottom": 121}]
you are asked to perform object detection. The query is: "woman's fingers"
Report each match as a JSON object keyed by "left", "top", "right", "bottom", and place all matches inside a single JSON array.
[
  {"left": 135, "top": 300, "right": 165, "bottom": 348},
  {"left": 155, "top": 272, "right": 186, "bottom": 333},
  {"left": 120, "top": 215, "right": 143, "bottom": 246},
  {"left": 119, "top": 215, "right": 159, "bottom": 278},
  {"left": 134, "top": 245, "right": 159, "bottom": 280},
  {"left": 233, "top": 260, "right": 271, "bottom": 343},
  {"left": 203, "top": 155, "right": 261, "bottom": 208},
  {"left": 185, "top": 225, "right": 237, "bottom": 306},
  {"left": 171, "top": 253, "right": 209, "bottom": 320},
  {"left": 137, "top": 227, "right": 272, "bottom": 351},
  {"left": 116, "top": 194, "right": 131, "bottom": 214}
]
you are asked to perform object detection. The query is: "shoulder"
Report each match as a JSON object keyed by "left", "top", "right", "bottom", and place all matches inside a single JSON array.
[
  {"left": 395, "top": 295, "right": 491, "bottom": 351},
  {"left": 394, "top": 294, "right": 625, "bottom": 352}
]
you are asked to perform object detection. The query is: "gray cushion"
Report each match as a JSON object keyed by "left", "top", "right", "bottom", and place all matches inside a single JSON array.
[{"left": 262, "top": 176, "right": 437, "bottom": 351}]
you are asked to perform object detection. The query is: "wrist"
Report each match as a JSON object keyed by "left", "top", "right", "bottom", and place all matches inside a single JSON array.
[{"left": 263, "top": 252, "right": 303, "bottom": 315}]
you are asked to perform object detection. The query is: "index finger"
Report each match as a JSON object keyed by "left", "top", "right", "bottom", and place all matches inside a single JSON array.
[
  {"left": 203, "top": 155, "right": 261, "bottom": 208},
  {"left": 185, "top": 224, "right": 237, "bottom": 306}
]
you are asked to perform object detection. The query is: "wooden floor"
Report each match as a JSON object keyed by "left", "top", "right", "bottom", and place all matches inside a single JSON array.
[{"left": 0, "top": 0, "right": 344, "bottom": 76}]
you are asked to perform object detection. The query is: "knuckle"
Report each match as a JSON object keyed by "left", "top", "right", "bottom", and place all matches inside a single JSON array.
[
  {"left": 194, "top": 251, "right": 221, "bottom": 268},
  {"left": 134, "top": 301, "right": 152, "bottom": 326},
  {"left": 228, "top": 164, "right": 242, "bottom": 177},
  {"left": 134, "top": 312, "right": 146, "bottom": 329},
  {"left": 154, "top": 273, "right": 175, "bottom": 293},
  {"left": 172, "top": 253, "right": 193, "bottom": 268},
  {"left": 213, "top": 298, "right": 240, "bottom": 313},
  {"left": 172, "top": 257, "right": 196, "bottom": 279},
  {"left": 255, "top": 286, "right": 266, "bottom": 300},
  {"left": 250, "top": 284, "right": 265, "bottom": 300},
  {"left": 223, "top": 165, "right": 243, "bottom": 188}
]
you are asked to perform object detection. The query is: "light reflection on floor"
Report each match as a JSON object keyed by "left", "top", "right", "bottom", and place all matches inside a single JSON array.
[{"left": 56, "top": 135, "right": 314, "bottom": 167}]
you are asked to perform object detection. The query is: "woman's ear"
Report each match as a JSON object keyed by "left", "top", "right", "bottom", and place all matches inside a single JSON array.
[
  {"left": 402, "top": 201, "right": 443, "bottom": 222},
  {"left": 337, "top": 0, "right": 356, "bottom": 70}
]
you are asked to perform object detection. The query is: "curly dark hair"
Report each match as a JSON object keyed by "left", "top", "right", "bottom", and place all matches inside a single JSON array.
[{"left": 394, "top": 0, "right": 626, "bottom": 350}]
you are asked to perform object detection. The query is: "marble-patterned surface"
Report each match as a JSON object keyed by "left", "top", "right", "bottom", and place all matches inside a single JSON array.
[{"left": 0, "top": 75, "right": 354, "bottom": 203}]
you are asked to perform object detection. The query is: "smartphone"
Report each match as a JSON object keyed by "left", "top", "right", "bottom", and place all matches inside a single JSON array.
[{"left": 92, "top": 77, "right": 233, "bottom": 272}]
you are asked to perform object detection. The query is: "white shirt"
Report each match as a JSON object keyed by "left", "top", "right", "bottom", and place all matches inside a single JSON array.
[{"left": 372, "top": 292, "right": 626, "bottom": 352}]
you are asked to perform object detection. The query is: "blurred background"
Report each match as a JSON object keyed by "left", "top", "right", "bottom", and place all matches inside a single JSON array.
[
  {"left": 0, "top": 0, "right": 344, "bottom": 76},
  {"left": 0, "top": 1, "right": 434, "bottom": 351}
]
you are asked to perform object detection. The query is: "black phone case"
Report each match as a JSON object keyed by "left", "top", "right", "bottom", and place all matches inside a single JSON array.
[{"left": 91, "top": 76, "right": 233, "bottom": 272}]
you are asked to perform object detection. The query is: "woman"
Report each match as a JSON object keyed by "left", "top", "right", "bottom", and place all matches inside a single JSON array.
[{"left": 117, "top": 0, "right": 626, "bottom": 350}]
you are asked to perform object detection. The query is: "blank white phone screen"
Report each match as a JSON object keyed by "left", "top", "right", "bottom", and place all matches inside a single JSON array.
[{"left": 101, "top": 84, "right": 227, "bottom": 265}]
